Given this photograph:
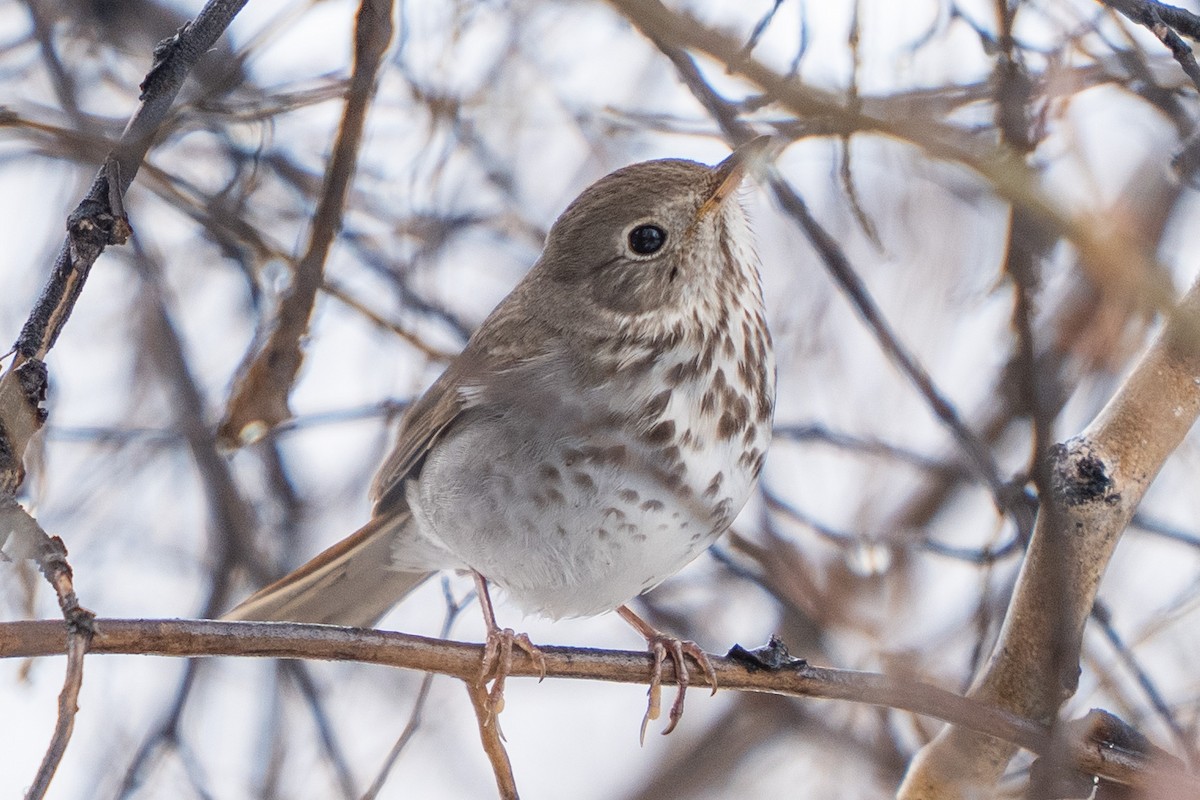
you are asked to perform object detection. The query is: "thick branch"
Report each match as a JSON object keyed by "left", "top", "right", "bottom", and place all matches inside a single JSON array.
[{"left": 899, "top": 274, "right": 1200, "bottom": 797}]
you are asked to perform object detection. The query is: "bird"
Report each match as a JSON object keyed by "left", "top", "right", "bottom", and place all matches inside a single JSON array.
[{"left": 225, "top": 138, "right": 776, "bottom": 738}]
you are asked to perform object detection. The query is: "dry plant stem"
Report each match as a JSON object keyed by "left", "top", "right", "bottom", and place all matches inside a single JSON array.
[
  {"left": 218, "top": 0, "right": 395, "bottom": 445},
  {"left": 899, "top": 276, "right": 1200, "bottom": 797},
  {"left": 466, "top": 681, "right": 519, "bottom": 800},
  {"left": 321, "top": 279, "right": 456, "bottom": 361},
  {"left": 362, "top": 584, "right": 467, "bottom": 800},
  {"left": 4, "top": 619, "right": 1199, "bottom": 793}
]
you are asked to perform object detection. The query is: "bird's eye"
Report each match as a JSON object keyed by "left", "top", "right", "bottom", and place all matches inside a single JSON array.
[{"left": 627, "top": 224, "right": 667, "bottom": 255}]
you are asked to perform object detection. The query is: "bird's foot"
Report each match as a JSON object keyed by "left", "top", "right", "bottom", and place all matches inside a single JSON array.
[
  {"left": 480, "top": 625, "right": 546, "bottom": 722},
  {"left": 473, "top": 571, "right": 546, "bottom": 728},
  {"left": 617, "top": 605, "right": 717, "bottom": 744}
]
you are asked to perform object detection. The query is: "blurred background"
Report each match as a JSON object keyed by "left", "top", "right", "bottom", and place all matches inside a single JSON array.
[{"left": 3, "top": 0, "right": 1200, "bottom": 797}]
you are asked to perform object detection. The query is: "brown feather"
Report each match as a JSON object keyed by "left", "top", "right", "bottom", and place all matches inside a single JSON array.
[{"left": 223, "top": 514, "right": 431, "bottom": 627}]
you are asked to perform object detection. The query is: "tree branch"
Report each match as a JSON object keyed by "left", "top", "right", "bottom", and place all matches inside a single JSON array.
[
  {"left": 899, "top": 271, "right": 1200, "bottom": 797},
  {"left": 1, "top": 618, "right": 1196, "bottom": 793}
]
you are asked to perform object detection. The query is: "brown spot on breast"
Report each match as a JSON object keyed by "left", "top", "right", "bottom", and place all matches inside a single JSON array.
[
  {"left": 756, "top": 387, "right": 773, "bottom": 423},
  {"left": 546, "top": 487, "right": 565, "bottom": 504},
  {"left": 700, "top": 389, "right": 717, "bottom": 416},
  {"left": 661, "top": 445, "right": 682, "bottom": 466},
  {"left": 644, "top": 389, "right": 672, "bottom": 418},
  {"left": 618, "top": 488, "right": 640, "bottom": 503},
  {"left": 539, "top": 464, "right": 561, "bottom": 483},
  {"left": 597, "top": 528, "right": 609, "bottom": 540},
  {"left": 738, "top": 353, "right": 754, "bottom": 387},
  {"left": 572, "top": 472, "right": 596, "bottom": 492},
  {"left": 718, "top": 395, "right": 752, "bottom": 439},
  {"left": 663, "top": 468, "right": 688, "bottom": 492},
  {"left": 602, "top": 444, "right": 627, "bottom": 465},
  {"left": 703, "top": 473, "right": 723, "bottom": 499},
  {"left": 665, "top": 362, "right": 686, "bottom": 387},
  {"left": 641, "top": 498, "right": 665, "bottom": 512},
  {"left": 643, "top": 419, "right": 675, "bottom": 445}
]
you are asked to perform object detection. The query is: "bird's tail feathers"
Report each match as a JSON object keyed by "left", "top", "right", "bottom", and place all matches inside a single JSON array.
[{"left": 222, "top": 513, "right": 432, "bottom": 628}]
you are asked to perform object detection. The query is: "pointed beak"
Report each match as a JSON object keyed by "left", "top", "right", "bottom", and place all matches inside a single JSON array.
[{"left": 698, "top": 135, "right": 772, "bottom": 218}]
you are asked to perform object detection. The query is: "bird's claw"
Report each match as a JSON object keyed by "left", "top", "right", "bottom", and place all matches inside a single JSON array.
[
  {"left": 480, "top": 626, "right": 546, "bottom": 726},
  {"left": 638, "top": 633, "right": 717, "bottom": 744}
]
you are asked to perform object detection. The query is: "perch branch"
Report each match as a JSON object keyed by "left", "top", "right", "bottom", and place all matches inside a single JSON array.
[{"left": 1, "top": 618, "right": 1197, "bottom": 793}]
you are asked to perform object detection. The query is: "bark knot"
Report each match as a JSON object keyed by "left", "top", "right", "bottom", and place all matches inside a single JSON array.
[{"left": 1050, "top": 440, "right": 1119, "bottom": 507}]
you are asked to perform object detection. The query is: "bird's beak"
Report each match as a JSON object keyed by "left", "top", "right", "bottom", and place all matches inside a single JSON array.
[{"left": 698, "top": 136, "right": 771, "bottom": 218}]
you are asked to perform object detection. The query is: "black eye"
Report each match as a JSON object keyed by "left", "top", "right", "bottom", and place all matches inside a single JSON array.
[{"left": 628, "top": 224, "right": 666, "bottom": 255}]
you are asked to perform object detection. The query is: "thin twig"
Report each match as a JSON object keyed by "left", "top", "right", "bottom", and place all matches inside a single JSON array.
[
  {"left": 465, "top": 681, "right": 519, "bottom": 800},
  {"left": 25, "top": 533, "right": 94, "bottom": 800}
]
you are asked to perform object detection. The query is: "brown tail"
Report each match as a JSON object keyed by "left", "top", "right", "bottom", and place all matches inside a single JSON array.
[{"left": 223, "top": 513, "right": 433, "bottom": 627}]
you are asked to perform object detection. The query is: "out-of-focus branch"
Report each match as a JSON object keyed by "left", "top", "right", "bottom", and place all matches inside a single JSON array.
[
  {"left": 899, "top": 272, "right": 1200, "bottom": 797},
  {"left": 1, "top": 618, "right": 1197, "bottom": 794},
  {"left": 218, "top": 0, "right": 395, "bottom": 447}
]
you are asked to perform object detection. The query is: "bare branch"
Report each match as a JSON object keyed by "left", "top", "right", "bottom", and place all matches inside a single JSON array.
[{"left": 1, "top": 617, "right": 1197, "bottom": 793}]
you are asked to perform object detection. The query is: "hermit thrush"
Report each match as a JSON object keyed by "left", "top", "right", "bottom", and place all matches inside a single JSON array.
[{"left": 226, "top": 138, "right": 776, "bottom": 737}]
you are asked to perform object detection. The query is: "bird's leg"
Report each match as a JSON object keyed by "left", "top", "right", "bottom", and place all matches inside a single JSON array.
[
  {"left": 474, "top": 571, "right": 546, "bottom": 725},
  {"left": 617, "top": 604, "right": 717, "bottom": 743}
]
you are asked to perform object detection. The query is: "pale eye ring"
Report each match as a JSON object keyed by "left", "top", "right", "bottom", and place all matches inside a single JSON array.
[{"left": 627, "top": 224, "right": 667, "bottom": 255}]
